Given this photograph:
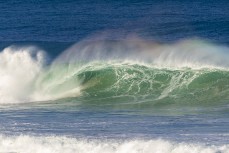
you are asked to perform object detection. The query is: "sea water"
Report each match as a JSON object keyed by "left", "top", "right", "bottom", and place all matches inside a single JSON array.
[{"left": 0, "top": 1, "right": 228, "bottom": 153}]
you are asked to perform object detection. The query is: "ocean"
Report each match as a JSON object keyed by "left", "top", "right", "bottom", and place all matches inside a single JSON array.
[{"left": 0, "top": 0, "right": 229, "bottom": 152}]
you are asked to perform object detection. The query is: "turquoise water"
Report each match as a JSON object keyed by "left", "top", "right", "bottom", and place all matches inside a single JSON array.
[{"left": 0, "top": 0, "right": 229, "bottom": 152}]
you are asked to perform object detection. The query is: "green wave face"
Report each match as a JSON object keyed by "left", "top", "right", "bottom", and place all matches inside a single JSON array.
[{"left": 34, "top": 62, "right": 229, "bottom": 108}]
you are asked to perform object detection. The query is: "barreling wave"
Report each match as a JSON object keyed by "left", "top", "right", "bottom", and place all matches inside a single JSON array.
[
  {"left": 0, "top": 38, "right": 229, "bottom": 106},
  {"left": 33, "top": 62, "right": 229, "bottom": 106},
  {"left": 0, "top": 135, "right": 228, "bottom": 153}
]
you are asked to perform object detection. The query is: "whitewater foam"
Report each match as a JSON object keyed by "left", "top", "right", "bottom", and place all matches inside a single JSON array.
[
  {"left": 0, "top": 135, "right": 228, "bottom": 153},
  {"left": 0, "top": 46, "right": 45, "bottom": 103}
]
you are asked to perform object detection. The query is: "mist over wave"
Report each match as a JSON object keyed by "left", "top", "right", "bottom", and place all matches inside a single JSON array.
[
  {"left": 0, "top": 38, "right": 229, "bottom": 104},
  {"left": 55, "top": 38, "right": 229, "bottom": 69}
]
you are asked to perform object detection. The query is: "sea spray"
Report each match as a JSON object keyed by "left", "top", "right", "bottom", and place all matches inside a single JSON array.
[
  {"left": 54, "top": 39, "right": 229, "bottom": 69},
  {"left": 0, "top": 46, "right": 45, "bottom": 103}
]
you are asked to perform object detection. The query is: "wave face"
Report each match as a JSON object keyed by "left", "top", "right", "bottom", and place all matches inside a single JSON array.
[
  {"left": 34, "top": 62, "right": 229, "bottom": 106},
  {"left": 0, "top": 39, "right": 229, "bottom": 106},
  {"left": 0, "top": 135, "right": 228, "bottom": 153}
]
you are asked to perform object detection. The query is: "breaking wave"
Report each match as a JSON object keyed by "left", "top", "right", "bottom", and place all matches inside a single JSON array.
[{"left": 0, "top": 39, "right": 229, "bottom": 105}]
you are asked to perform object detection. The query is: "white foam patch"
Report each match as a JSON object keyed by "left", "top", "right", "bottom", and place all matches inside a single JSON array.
[
  {"left": 0, "top": 46, "right": 45, "bottom": 104},
  {"left": 0, "top": 45, "right": 82, "bottom": 103},
  {"left": 0, "top": 135, "right": 228, "bottom": 153}
]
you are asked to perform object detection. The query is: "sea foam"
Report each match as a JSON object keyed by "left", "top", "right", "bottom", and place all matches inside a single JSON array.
[
  {"left": 0, "top": 46, "right": 45, "bottom": 103},
  {"left": 0, "top": 135, "right": 228, "bottom": 153}
]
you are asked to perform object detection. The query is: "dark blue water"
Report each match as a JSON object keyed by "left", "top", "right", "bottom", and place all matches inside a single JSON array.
[
  {"left": 0, "top": 1, "right": 229, "bottom": 44},
  {"left": 0, "top": 1, "right": 229, "bottom": 152}
]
